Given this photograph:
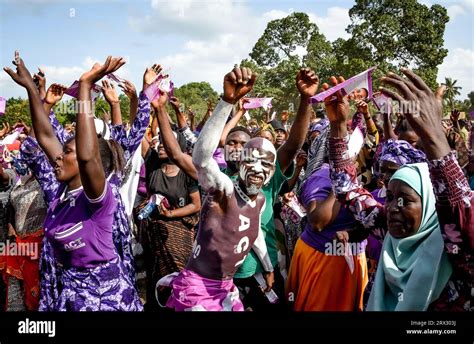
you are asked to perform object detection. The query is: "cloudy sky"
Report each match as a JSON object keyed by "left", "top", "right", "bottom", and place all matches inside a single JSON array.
[{"left": 0, "top": 0, "right": 472, "bottom": 99}]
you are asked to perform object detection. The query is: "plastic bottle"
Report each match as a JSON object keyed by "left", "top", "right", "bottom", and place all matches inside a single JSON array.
[{"left": 137, "top": 194, "right": 168, "bottom": 220}]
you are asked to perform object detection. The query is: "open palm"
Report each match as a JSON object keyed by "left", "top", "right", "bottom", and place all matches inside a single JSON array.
[{"left": 79, "top": 56, "right": 126, "bottom": 85}]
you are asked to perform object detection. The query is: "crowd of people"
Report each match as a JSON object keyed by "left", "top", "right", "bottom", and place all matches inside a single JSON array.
[{"left": 0, "top": 51, "right": 472, "bottom": 312}]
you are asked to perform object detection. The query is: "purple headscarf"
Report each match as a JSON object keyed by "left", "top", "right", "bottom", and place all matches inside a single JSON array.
[
  {"left": 380, "top": 139, "right": 426, "bottom": 166},
  {"left": 309, "top": 118, "right": 329, "bottom": 134}
]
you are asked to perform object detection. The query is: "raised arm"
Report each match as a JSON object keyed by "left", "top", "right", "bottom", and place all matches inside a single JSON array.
[
  {"left": 119, "top": 80, "right": 138, "bottom": 124},
  {"left": 4, "top": 51, "right": 62, "bottom": 162},
  {"left": 33, "top": 67, "right": 46, "bottom": 100},
  {"left": 101, "top": 79, "right": 122, "bottom": 125},
  {"left": 195, "top": 100, "right": 213, "bottom": 132},
  {"left": 192, "top": 66, "right": 256, "bottom": 195},
  {"left": 219, "top": 98, "right": 245, "bottom": 147},
  {"left": 382, "top": 111, "right": 398, "bottom": 141},
  {"left": 285, "top": 149, "right": 306, "bottom": 191},
  {"left": 188, "top": 108, "right": 196, "bottom": 132},
  {"left": 118, "top": 69, "right": 153, "bottom": 160},
  {"left": 170, "top": 97, "right": 187, "bottom": 129},
  {"left": 380, "top": 69, "right": 474, "bottom": 252},
  {"left": 325, "top": 76, "right": 384, "bottom": 229},
  {"left": 277, "top": 68, "right": 319, "bottom": 173},
  {"left": 43, "top": 83, "right": 67, "bottom": 116},
  {"left": 154, "top": 92, "right": 198, "bottom": 180},
  {"left": 171, "top": 97, "right": 198, "bottom": 153},
  {"left": 77, "top": 56, "right": 125, "bottom": 199}
]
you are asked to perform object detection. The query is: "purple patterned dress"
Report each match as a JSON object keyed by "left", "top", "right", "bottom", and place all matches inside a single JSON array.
[{"left": 18, "top": 93, "right": 150, "bottom": 311}]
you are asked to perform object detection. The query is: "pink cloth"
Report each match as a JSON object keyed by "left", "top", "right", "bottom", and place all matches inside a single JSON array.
[
  {"left": 243, "top": 97, "right": 273, "bottom": 110},
  {"left": 0, "top": 97, "right": 6, "bottom": 116},
  {"left": 137, "top": 164, "right": 147, "bottom": 197},
  {"left": 310, "top": 67, "right": 375, "bottom": 104},
  {"left": 159, "top": 269, "right": 243, "bottom": 311},
  {"left": 213, "top": 149, "right": 227, "bottom": 169}
]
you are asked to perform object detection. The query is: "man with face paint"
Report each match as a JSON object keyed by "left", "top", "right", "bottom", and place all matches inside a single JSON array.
[
  {"left": 232, "top": 68, "right": 319, "bottom": 311},
  {"left": 157, "top": 66, "right": 276, "bottom": 311}
]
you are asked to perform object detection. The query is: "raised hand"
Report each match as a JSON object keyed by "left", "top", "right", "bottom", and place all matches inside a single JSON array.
[
  {"left": 151, "top": 90, "right": 168, "bottom": 109},
  {"left": 101, "top": 109, "right": 111, "bottom": 123},
  {"left": 118, "top": 79, "right": 137, "bottom": 100},
  {"left": 296, "top": 67, "right": 319, "bottom": 99},
  {"left": 143, "top": 64, "right": 163, "bottom": 90},
  {"left": 33, "top": 67, "right": 46, "bottom": 98},
  {"left": 207, "top": 99, "right": 214, "bottom": 112},
  {"left": 379, "top": 68, "right": 449, "bottom": 159},
  {"left": 44, "top": 83, "right": 68, "bottom": 105},
  {"left": 17, "top": 119, "right": 31, "bottom": 135},
  {"left": 355, "top": 99, "right": 369, "bottom": 114},
  {"left": 323, "top": 76, "right": 350, "bottom": 124},
  {"left": 0, "top": 123, "right": 9, "bottom": 137},
  {"left": 101, "top": 79, "right": 119, "bottom": 105},
  {"left": 3, "top": 51, "right": 36, "bottom": 89},
  {"left": 79, "top": 56, "right": 126, "bottom": 85},
  {"left": 222, "top": 66, "right": 257, "bottom": 104},
  {"left": 450, "top": 109, "right": 460, "bottom": 122},
  {"left": 237, "top": 98, "right": 248, "bottom": 114},
  {"left": 169, "top": 96, "right": 181, "bottom": 113},
  {"left": 187, "top": 108, "right": 195, "bottom": 120}
]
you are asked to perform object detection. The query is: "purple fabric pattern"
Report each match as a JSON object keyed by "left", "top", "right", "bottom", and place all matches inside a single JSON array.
[
  {"left": 49, "top": 110, "right": 73, "bottom": 145},
  {"left": 380, "top": 139, "right": 427, "bottom": 166},
  {"left": 351, "top": 112, "right": 367, "bottom": 138},
  {"left": 20, "top": 137, "right": 138, "bottom": 310},
  {"left": 119, "top": 92, "right": 150, "bottom": 161},
  {"left": 55, "top": 257, "right": 142, "bottom": 311},
  {"left": 309, "top": 118, "right": 329, "bottom": 133}
]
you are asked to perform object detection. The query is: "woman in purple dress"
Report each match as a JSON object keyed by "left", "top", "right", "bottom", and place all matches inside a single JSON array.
[{"left": 4, "top": 52, "right": 145, "bottom": 311}]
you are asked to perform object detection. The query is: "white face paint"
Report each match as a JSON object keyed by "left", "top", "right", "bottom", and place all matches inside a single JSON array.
[{"left": 239, "top": 146, "right": 275, "bottom": 195}]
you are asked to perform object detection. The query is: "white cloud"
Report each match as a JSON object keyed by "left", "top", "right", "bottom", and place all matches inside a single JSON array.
[
  {"left": 0, "top": 56, "right": 135, "bottom": 99},
  {"left": 462, "top": 0, "right": 474, "bottom": 10},
  {"left": 437, "top": 48, "right": 474, "bottom": 99},
  {"left": 129, "top": 3, "right": 353, "bottom": 92},
  {"left": 159, "top": 33, "right": 252, "bottom": 91},
  {"left": 261, "top": 9, "right": 293, "bottom": 22},
  {"left": 447, "top": 4, "right": 466, "bottom": 19},
  {"left": 129, "top": 0, "right": 254, "bottom": 40},
  {"left": 309, "top": 7, "right": 351, "bottom": 42},
  {"left": 259, "top": 7, "right": 351, "bottom": 42}
]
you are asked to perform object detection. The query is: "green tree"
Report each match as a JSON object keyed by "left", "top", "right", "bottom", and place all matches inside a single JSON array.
[
  {"left": 247, "top": 12, "right": 325, "bottom": 118},
  {"left": 173, "top": 82, "right": 219, "bottom": 121},
  {"left": 467, "top": 91, "right": 474, "bottom": 110},
  {"left": 1, "top": 97, "right": 31, "bottom": 126},
  {"left": 442, "top": 77, "right": 461, "bottom": 111},
  {"left": 250, "top": 12, "right": 316, "bottom": 67},
  {"left": 347, "top": 0, "right": 449, "bottom": 89}
]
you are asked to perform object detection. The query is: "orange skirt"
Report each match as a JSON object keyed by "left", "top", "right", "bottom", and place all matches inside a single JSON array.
[{"left": 286, "top": 238, "right": 368, "bottom": 311}]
